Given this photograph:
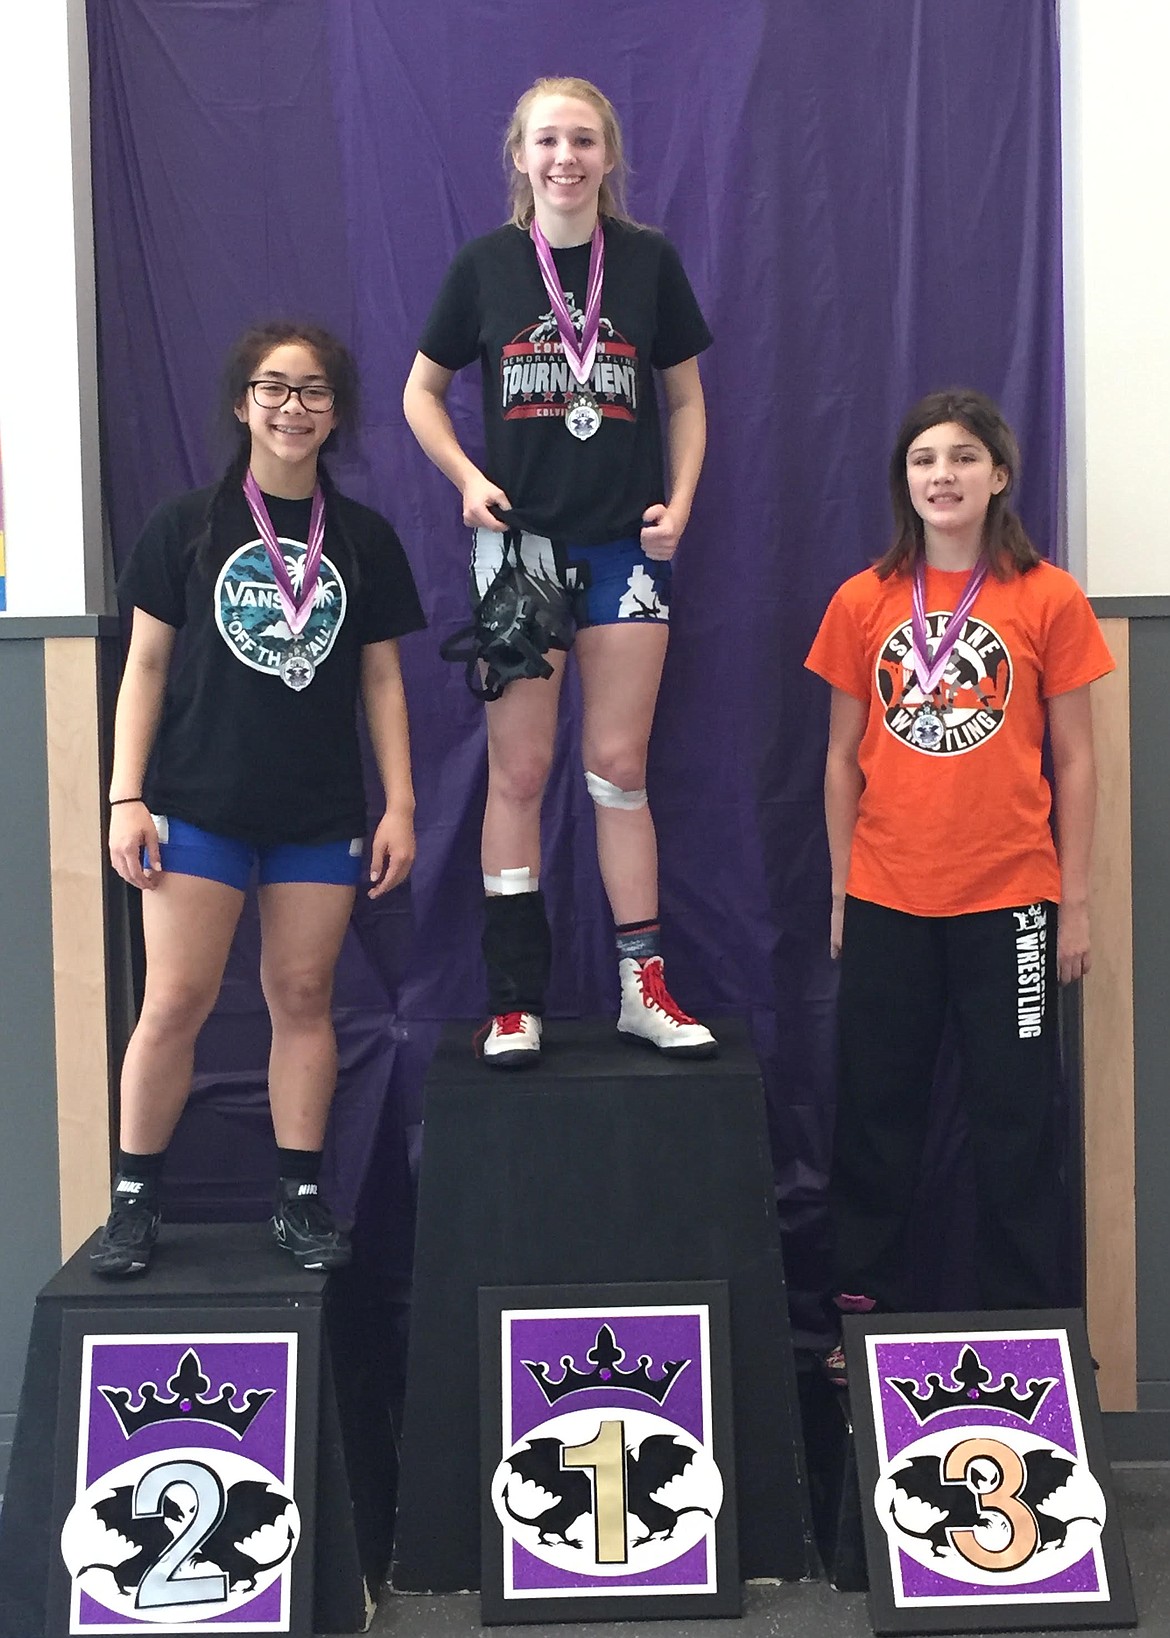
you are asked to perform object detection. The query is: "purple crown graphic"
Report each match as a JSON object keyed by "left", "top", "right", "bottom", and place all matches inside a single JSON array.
[
  {"left": 99, "top": 1347, "right": 274, "bottom": 1439},
  {"left": 886, "top": 1344, "right": 1056, "bottom": 1425},
  {"left": 523, "top": 1324, "right": 689, "bottom": 1407}
]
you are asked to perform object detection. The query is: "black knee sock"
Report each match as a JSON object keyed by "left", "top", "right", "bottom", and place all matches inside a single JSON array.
[
  {"left": 483, "top": 891, "right": 552, "bottom": 1014},
  {"left": 114, "top": 1149, "right": 165, "bottom": 1208}
]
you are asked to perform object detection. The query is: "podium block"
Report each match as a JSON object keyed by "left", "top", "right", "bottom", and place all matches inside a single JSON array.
[
  {"left": 798, "top": 1365, "right": 867, "bottom": 1592},
  {"left": 0, "top": 1224, "right": 380, "bottom": 1638},
  {"left": 391, "top": 1017, "right": 815, "bottom": 1593}
]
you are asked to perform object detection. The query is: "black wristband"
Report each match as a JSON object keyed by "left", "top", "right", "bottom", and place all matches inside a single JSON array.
[{"left": 109, "top": 796, "right": 144, "bottom": 806}]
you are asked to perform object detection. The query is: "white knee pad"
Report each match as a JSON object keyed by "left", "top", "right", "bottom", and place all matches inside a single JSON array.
[
  {"left": 585, "top": 771, "right": 648, "bottom": 811},
  {"left": 484, "top": 865, "right": 539, "bottom": 895}
]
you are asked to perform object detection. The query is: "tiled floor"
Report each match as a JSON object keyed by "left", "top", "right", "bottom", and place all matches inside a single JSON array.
[{"left": 357, "top": 1464, "right": 1169, "bottom": 1638}]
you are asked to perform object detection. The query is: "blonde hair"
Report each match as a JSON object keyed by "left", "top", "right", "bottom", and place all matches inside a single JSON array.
[{"left": 503, "top": 77, "right": 633, "bottom": 228}]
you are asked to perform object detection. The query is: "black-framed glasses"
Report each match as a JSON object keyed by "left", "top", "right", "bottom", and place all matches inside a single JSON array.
[{"left": 248, "top": 379, "right": 336, "bottom": 412}]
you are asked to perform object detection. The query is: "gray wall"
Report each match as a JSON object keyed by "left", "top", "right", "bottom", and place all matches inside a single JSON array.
[
  {"left": 0, "top": 632, "right": 66, "bottom": 1489},
  {"left": 1129, "top": 615, "right": 1170, "bottom": 1414}
]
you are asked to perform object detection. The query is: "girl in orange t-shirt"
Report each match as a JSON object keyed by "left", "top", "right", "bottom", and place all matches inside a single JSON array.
[{"left": 805, "top": 390, "right": 1113, "bottom": 1381}]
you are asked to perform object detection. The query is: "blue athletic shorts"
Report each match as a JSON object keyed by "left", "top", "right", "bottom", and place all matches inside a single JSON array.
[
  {"left": 148, "top": 815, "right": 363, "bottom": 890},
  {"left": 471, "top": 529, "right": 671, "bottom": 632}
]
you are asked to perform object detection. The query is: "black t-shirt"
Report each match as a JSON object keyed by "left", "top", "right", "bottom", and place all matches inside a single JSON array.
[
  {"left": 418, "top": 219, "right": 712, "bottom": 544},
  {"left": 117, "top": 484, "right": 425, "bottom": 846}
]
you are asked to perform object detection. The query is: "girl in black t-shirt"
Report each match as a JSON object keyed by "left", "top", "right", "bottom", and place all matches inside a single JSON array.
[
  {"left": 404, "top": 75, "right": 716, "bottom": 1067},
  {"left": 93, "top": 322, "right": 423, "bottom": 1279}
]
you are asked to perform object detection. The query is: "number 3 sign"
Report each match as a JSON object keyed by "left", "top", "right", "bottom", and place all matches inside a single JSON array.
[
  {"left": 479, "top": 1282, "right": 740, "bottom": 1625},
  {"left": 846, "top": 1312, "right": 1136, "bottom": 1634}
]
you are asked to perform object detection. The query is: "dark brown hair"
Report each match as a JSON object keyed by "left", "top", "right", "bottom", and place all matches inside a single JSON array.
[
  {"left": 195, "top": 322, "right": 360, "bottom": 575},
  {"left": 220, "top": 319, "right": 359, "bottom": 443},
  {"left": 876, "top": 388, "right": 1041, "bottom": 580}
]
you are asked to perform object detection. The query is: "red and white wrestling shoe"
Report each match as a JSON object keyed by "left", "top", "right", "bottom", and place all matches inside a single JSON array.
[
  {"left": 475, "top": 1011, "right": 543, "bottom": 1068},
  {"left": 617, "top": 956, "right": 718, "bottom": 1058}
]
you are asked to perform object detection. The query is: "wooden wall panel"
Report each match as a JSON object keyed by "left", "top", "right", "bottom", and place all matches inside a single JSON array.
[
  {"left": 1083, "top": 618, "right": 1136, "bottom": 1409},
  {"left": 43, "top": 637, "right": 111, "bottom": 1258}
]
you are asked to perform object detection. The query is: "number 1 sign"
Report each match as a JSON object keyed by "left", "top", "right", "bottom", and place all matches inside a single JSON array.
[
  {"left": 845, "top": 1311, "right": 1136, "bottom": 1633},
  {"left": 479, "top": 1283, "right": 739, "bottom": 1624}
]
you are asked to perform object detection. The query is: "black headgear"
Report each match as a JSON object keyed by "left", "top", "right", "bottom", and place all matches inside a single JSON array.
[{"left": 440, "top": 531, "right": 574, "bottom": 701}]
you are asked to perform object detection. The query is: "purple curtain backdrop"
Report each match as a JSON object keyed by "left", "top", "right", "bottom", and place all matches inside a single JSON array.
[{"left": 87, "top": 1, "right": 1063, "bottom": 1335}]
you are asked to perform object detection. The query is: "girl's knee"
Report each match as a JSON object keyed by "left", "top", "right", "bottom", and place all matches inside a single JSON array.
[
  {"left": 137, "top": 980, "right": 219, "bottom": 1040},
  {"left": 582, "top": 744, "right": 647, "bottom": 794},
  {"left": 263, "top": 967, "right": 335, "bottom": 1022},
  {"left": 489, "top": 749, "right": 552, "bottom": 806}
]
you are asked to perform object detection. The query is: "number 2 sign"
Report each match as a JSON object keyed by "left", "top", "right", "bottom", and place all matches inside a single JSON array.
[
  {"left": 846, "top": 1312, "right": 1136, "bottom": 1633},
  {"left": 50, "top": 1312, "right": 316, "bottom": 1636}
]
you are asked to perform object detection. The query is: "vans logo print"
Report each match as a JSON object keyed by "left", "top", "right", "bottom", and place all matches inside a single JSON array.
[{"left": 214, "top": 538, "right": 346, "bottom": 677}]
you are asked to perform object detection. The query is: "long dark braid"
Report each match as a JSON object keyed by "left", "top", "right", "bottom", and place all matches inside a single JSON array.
[{"left": 191, "top": 439, "right": 251, "bottom": 576}]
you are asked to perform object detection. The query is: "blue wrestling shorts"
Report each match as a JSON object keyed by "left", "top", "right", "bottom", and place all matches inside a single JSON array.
[
  {"left": 148, "top": 816, "right": 363, "bottom": 890},
  {"left": 470, "top": 529, "right": 671, "bottom": 633}
]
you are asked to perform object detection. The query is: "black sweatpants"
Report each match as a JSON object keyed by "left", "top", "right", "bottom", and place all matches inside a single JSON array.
[{"left": 831, "top": 895, "right": 1062, "bottom": 1312}]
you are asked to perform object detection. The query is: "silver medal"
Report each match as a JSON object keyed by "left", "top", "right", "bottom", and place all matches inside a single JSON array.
[
  {"left": 909, "top": 703, "right": 945, "bottom": 751},
  {"left": 565, "top": 389, "right": 602, "bottom": 441},
  {"left": 280, "top": 646, "right": 315, "bottom": 692}
]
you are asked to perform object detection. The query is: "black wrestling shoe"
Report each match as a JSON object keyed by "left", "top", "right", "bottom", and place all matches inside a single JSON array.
[
  {"left": 272, "top": 1181, "right": 351, "bottom": 1271},
  {"left": 91, "top": 1194, "right": 161, "bottom": 1277}
]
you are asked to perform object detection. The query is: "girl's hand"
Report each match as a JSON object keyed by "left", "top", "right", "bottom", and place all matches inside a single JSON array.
[
  {"left": 640, "top": 503, "right": 687, "bottom": 561},
  {"left": 462, "top": 473, "right": 512, "bottom": 532},
  {"left": 109, "top": 802, "right": 162, "bottom": 891},
  {"left": 368, "top": 809, "right": 416, "bottom": 898},
  {"left": 830, "top": 894, "right": 845, "bottom": 960},
  {"left": 1057, "top": 898, "right": 1091, "bottom": 984}
]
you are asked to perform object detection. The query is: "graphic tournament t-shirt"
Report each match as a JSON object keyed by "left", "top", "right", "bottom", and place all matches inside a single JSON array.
[
  {"left": 418, "top": 219, "right": 712, "bottom": 544},
  {"left": 118, "top": 484, "right": 425, "bottom": 846},
  {"left": 805, "top": 560, "right": 1114, "bottom": 916}
]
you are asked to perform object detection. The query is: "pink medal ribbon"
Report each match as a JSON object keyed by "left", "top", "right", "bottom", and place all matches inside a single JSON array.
[
  {"left": 910, "top": 556, "right": 987, "bottom": 696},
  {"left": 242, "top": 471, "right": 325, "bottom": 638},
  {"left": 529, "top": 218, "right": 605, "bottom": 388}
]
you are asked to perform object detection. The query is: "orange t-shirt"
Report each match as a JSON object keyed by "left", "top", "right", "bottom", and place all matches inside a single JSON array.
[{"left": 804, "top": 560, "right": 1114, "bottom": 916}]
